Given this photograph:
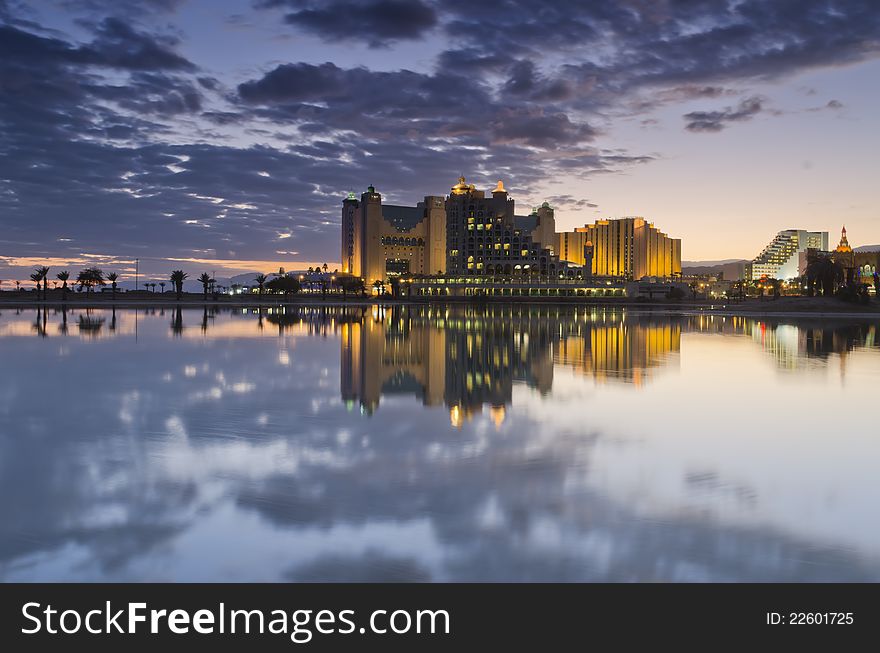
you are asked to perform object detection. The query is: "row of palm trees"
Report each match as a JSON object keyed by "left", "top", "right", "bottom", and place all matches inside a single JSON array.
[
  {"left": 5, "top": 266, "right": 180, "bottom": 299},
  {"left": 12, "top": 266, "right": 120, "bottom": 300},
  {"left": 5, "top": 263, "right": 360, "bottom": 301}
]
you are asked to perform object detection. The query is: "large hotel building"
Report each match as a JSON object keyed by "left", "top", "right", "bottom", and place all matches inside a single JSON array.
[{"left": 341, "top": 176, "right": 681, "bottom": 286}]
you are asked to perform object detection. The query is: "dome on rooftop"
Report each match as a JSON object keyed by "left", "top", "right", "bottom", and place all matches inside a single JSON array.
[{"left": 451, "top": 175, "right": 470, "bottom": 195}]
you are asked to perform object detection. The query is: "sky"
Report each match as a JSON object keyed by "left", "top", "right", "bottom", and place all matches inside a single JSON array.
[{"left": 1, "top": 0, "right": 879, "bottom": 284}]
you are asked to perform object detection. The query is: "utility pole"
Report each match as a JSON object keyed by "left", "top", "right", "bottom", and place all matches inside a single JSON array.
[{"left": 135, "top": 258, "right": 139, "bottom": 292}]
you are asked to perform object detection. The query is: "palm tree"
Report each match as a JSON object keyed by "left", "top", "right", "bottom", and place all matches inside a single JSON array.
[
  {"left": 254, "top": 273, "right": 267, "bottom": 295},
  {"left": 372, "top": 279, "right": 386, "bottom": 296},
  {"left": 36, "top": 266, "right": 50, "bottom": 299},
  {"left": 106, "top": 273, "right": 119, "bottom": 299},
  {"left": 160, "top": 282, "right": 166, "bottom": 294},
  {"left": 198, "top": 272, "right": 213, "bottom": 300},
  {"left": 15, "top": 280, "right": 21, "bottom": 292},
  {"left": 322, "top": 263, "right": 328, "bottom": 273},
  {"left": 170, "top": 270, "right": 188, "bottom": 300},
  {"left": 30, "top": 270, "right": 43, "bottom": 293}
]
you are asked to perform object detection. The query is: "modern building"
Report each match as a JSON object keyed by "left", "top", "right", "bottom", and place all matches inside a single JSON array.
[
  {"left": 746, "top": 229, "right": 828, "bottom": 280},
  {"left": 556, "top": 217, "right": 681, "bottom": 279},
  {"left": 341, "top": 176, "right": 680, "bottom": 286}
]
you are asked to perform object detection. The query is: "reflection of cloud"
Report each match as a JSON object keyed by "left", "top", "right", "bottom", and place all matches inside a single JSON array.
[
  {"left": 0, "top": 307, "right": 879, "bottom": 581},
  {"left": 287, "top": 551, "right": 432, "bottom": 582}
]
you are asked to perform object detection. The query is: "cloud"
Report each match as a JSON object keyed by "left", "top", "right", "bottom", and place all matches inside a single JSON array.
[
  {"left": 683, "top": 96, "right": 766, "bottom": 132},
  {"left": 257, "top": 0, "right": 437, "bottom": 47},
  {"left": 2, "top": 0, "right": 878, "bottom": 268},
  {"left": 805, "top": 99, "right": 845, "bottom": 112},
  {"left": 0, "top": 18, "right": 194, "bottom": 72}
]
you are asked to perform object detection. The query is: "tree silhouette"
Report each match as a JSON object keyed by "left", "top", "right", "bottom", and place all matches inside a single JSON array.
[
  {"left": 30, "top": 270, "right": 43, "bottom": 293},
  {"left": 106, "top": 272, "right": 119, "bottom": 299},
  {"left": 56, "top": 270, "right": 70, "bottom": 301},
  {"left": 254, "top": 273, "right": 267, "bottom": 296},
  {"left": 198, "top": 272, "right": 213, "bottom": 300},
  {"left": 35, "top": 266, "right": 50, "bottom": 300},
  {"left": 76, "top": 267, "right": 105, "bottom": 293},
  {"left": 170, "top": 270, "right": 188, "bottom": 300},
  {"left": 265, "top": 275, "right": 301, "bottom": 296},
  {"left": 805, "top": 251, "right": 844, "bottom": 297}
]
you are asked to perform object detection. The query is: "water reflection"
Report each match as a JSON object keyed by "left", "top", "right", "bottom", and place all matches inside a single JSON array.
[
  {"left": 341, "top": 306, "right": 682, "bottom": 420},
  {"left": 0, "top": 306, "right": 878, "bottom": 582}
]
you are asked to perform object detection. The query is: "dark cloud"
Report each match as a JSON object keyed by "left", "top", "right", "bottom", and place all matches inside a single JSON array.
[
  {"left": 238, "top": 61, "right": 596, "bottom": 150},
  {"left": 545, "top": 195, "right": 599, "bottom": 210},
  {"left": 86, "top": 72, "right": 204, "bottom": 116},
  {"left": 0, "top": 18, "right": 194, "bottom": 72},
  {"left": 502, "top": 60, "right": 575, "bottom": 102},
  {"left": 436, "top": 48, "right": 514, "bottom": 74},
  {"left": 258, "top": 0, "right": 437, "bottom": 46},
  {"left": 802, "top": 98, "right": 845, "bottom": 114},
  {"left": 238, "top": 61, "right": 348, "bottom": 102},
  {"left": 60, "top": 0, "right": 187, "bottom": 15},
  {"left": 683, "top": 96, "right": 766, "bottom": 132}
]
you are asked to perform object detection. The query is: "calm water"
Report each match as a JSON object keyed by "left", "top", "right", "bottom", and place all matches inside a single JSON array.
[{"left": 1, "top": 305, "right": 879, "bottom": 582}]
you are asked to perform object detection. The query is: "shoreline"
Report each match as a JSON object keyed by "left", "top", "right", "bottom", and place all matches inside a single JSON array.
[{"left": 1, "top": 295, "right": 879, "bottom": 318}]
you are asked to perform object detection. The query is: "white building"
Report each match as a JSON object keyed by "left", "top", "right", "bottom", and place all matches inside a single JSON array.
[{"left": 747, "top": 230, "right": 828, "bottom": 280}]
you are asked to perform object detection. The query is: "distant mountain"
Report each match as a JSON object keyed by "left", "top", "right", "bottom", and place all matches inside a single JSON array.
[
  {"left": 682, "top": 259, "right": 749, "bottom": 279},
  {"left": 855, "top": 245, "right": 880, "bottom": 252},
  {"left": 682, "top": 259, "right": 747, "bottom": 266},
  {"left": 228, "top": 272, "right": 263, "bottom": 286}
]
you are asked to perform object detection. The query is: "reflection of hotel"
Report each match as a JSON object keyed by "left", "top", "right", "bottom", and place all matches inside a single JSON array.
[
  {"left": 340, "top": 306, "right": 681, "bottom": 423},
  {"left": 342, "top": 177, "right": 681, "bottom": 285},
  {"left": 685, "top": 314, "right": 878, "bottom": 372},
  {"left": 555, "top": 318, "right": 681, "bottom": 386}
]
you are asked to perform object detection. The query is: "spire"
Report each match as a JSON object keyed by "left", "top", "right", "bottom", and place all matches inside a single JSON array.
[{"left": 836, "top": 224, "right": 852, "bottom": 253}]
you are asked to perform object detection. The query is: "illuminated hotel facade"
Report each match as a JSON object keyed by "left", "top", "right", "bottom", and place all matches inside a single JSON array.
[
  {"left": 341, "top": 176, "right": 681, "bottom": 285},
  {"left": 556, "top": 217, "right": 681, "bottom": 279}
]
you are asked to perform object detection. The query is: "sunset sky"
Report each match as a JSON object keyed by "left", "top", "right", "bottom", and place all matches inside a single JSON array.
[{"left": 1, "top": 0, "right": 879, "bottom": 283}]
